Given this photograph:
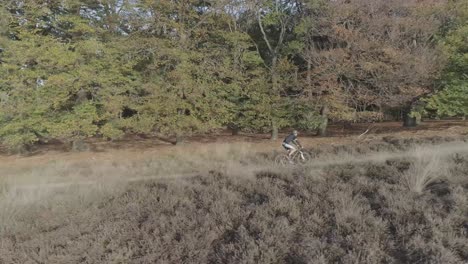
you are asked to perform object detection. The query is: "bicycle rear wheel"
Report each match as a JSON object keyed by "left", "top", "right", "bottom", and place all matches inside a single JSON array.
[{"left": 275, "top": 154, "right": 290, "bottom": 166}]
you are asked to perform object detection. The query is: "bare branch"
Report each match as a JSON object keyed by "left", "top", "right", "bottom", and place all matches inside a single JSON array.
[{"left": 257, "top": 12, "right": 275, "bottom": 54}]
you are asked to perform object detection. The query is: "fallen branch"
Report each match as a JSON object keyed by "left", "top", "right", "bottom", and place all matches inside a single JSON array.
[
  {"left": 358, "top": 124, "right": 375, "bottom": 139},
  {"left": 358, "top": 128, "right": 370, "bottom": 139}
]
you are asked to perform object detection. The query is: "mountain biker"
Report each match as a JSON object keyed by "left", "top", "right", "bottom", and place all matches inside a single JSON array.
[{"left": 282, "top": 130, "right": 302, "bottom": 158}]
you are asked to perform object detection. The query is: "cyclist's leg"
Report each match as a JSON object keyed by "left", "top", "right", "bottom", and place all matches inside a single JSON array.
[
  {"left": 290, "top": 148, "right": 298, "bottom": 158},
  {"left": 281, "top": 142, "right": 290, "bottom": 156},
  {"left": 282, "top": 143, "right": 297, "bottom": 157}
]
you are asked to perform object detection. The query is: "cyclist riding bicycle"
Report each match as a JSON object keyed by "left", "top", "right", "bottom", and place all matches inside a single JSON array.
[{"left": 282, "top": 130, "right": 302, "bottom": 158}]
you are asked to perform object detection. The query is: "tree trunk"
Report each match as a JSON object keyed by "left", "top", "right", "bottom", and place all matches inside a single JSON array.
[
  {"left": 307, "top": 60, "right": 312, "bottom": 98},
  {"left": 402, "top": 107, "right": 417, "bottom": 127},
  {"left": 318, "top": 118, "right": 328, "bottom": 136},
  {"left": 270, "top": 55, "right": 279, "bottom": 140},
  {"left": 271, "top": 55, "right": 278, "bottom": 91},
  {"left": 271, "top": 119, "right": 278, "bottom": 140},
  {"left": 72, "top": 139, "right": 89, "bottom": 152},
  {"left": 13, "top": 144, "right": 31, "bottom": 156},
  {"left": 230, "top": 125, "right": 240, "bottom": 136},
  {"left": 415, "top": 115, "right": 422, "bottom": 125},
  {"left": 403, "top": 115, "right": 417, "bottom": 127},
  {"left": 318, "top": 105, "right": 329, "bottom": 136},
  {"left": 294, "top": 67, "right": 298, "bottom": 86},
  {"left": 175, "top": 134, "right": 185, "bottom": 145}
]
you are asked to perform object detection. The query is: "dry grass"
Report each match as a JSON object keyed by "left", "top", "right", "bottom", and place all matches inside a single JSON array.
[
  {"left": 401, "top": 147, "right": 450, "bottom": 193},
  {"left": 0, "top": 137, "right": 467, "bottom": 263}
]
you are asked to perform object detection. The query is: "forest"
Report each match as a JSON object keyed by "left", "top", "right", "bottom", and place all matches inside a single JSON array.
[{"left": 0, "top": 0, "right": 466, "bottom": 151}]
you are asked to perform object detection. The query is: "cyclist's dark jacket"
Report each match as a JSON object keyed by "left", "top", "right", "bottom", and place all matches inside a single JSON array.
[{"left": 283, "top": 134, "right": 297, "bottom": 144}]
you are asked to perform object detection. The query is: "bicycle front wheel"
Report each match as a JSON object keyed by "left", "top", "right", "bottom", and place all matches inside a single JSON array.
[{"left": 295, "top": 151, "right": 312, "bottom": 164}]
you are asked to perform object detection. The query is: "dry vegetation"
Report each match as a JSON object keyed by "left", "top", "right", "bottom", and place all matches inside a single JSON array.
[{"left": 1, "top": 136, "right": 468, "bottom": 264}]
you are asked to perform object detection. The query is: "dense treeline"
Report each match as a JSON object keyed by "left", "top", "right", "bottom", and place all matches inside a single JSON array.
[{"left": 0, "top": 0, "right": 466, "bottom": 151}]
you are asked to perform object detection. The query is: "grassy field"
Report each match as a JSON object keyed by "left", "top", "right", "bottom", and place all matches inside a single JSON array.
[{"left": 1, "top": 132, "right": 468, "bottom": 263}]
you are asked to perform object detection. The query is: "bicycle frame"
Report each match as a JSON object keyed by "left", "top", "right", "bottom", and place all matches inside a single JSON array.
[{"left": 275, "top": 148, "right": 310, "bottom": 166}]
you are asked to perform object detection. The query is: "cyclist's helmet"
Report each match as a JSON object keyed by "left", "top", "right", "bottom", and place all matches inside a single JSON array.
[{"left": 293, "top": 130, "right": 298, "bottom": 136}]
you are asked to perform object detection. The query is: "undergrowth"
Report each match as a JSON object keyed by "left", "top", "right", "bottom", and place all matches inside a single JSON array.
[{"left": 1, "top": 139, "right": 467, "bottom": 264}]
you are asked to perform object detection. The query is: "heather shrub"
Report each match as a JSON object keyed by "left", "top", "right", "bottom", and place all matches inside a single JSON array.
[{"left": 1, "top": 140, "right": 467, "bottom": 263}]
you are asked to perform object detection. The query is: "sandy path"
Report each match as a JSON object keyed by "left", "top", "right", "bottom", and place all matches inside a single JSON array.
[
  {"left": 1, "top": 121, "right": 466, "bottom": 170},
  {"left": 7, "top": 141, "right": 468, "bottom": 192}
]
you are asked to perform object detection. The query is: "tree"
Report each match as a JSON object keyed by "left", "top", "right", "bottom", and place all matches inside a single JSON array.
[
  {"left": 426, "top": 0, "right": 468, "bottom": 118},
  {"left": 296, "top": 0, "right": 446, "bottom": 128},
  {"left": 245, "top": 0, "right": 303, "bottom": 139},
  {"left": 0, "top": 0, "right": 462, "bottom": 152},
  {"left": 292, "top": 0, "right": 339, "bottom": 135},
  {"left": 118, "top": 1, "right": 258, "bottom": 142},
  {"left": 0, "top": 1, "right": 138, "bottom": 151}
]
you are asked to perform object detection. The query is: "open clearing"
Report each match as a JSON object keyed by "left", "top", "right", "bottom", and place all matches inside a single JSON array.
[{"left": 1, "top": 121, "right": 468, "bottom": 264}]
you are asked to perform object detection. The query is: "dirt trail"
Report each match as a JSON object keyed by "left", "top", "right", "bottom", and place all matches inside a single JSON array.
[
  {"left": 1, "top": 121, "right": 466, "bottom": 170},
  {"left": 9, "top": 141, "right": 468, "bottom": 192},
  {"left": 1, "top": 120, "right": 467, "bottom": 195}
]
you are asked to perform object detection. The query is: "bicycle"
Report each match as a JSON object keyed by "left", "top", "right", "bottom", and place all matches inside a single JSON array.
[{"left": 274, "top": 147, "right": 312, "bottom": 166}]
